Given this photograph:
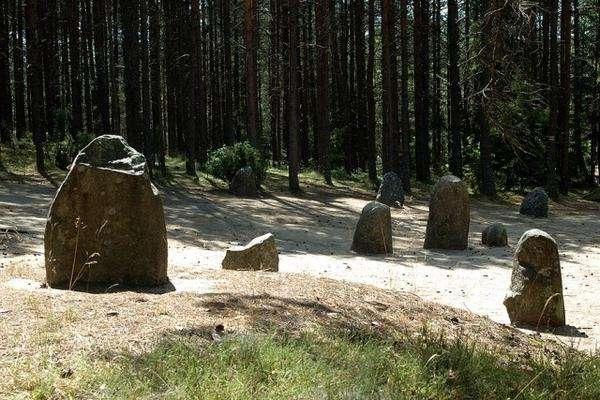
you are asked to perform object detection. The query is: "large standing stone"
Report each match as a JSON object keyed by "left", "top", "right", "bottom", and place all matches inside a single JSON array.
[
  {"left": 424, "top": 175, "right": 470, "bottom": 250},
  {"left": 45, "top": 135, "right": 168, "bottom": 288},
  {"left": 222, "top": 233, "right": 279, "bottom": 272},
  {"left": 519, "top": 187, "right": 549, "bottom": 218},
  {"left": 503, "top": 229, "right": 565, "bottom": 327},
  {"left": 351, "top": 202, "right": 393, "bottom": 255},
  {"left": 376, "top": 172, "right": 404, "bottom": 208},
  {"left": 482, "top": 223, "right": 508, "bottom": 247},
  {"left": 229, "top": 166, "right": 258, "bottom": 197}
]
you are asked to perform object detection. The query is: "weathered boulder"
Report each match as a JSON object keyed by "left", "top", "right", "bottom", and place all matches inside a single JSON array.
[
  {"left": 482, "top": 223, "right": 508, "bottom": 247},
  {"left": 229, "top": 166, "right": 258, "bottom": 197},
  {"left": 376, "top": 172, "right": 404, "bottom": 208},
  {"left": 519, "top": 187, "right": 549, "bottom": 218},
  {"left": 45, "top": 135, "right": 168, "bottom": 288},
  {"left": 503, "top": 229, "right": 565, "bottom": 327},
  {"left": 351, "top": 201, "right": 393, "bottom": 255},
  {"left": 424, "top": 175, "right": 470, "bottom": 250},
  {"left": 222, "top": 233, "right": 279, "bottom": 271}
]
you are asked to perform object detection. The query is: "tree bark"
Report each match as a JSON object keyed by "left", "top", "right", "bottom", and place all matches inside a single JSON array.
[
  {"left": 447, "top": 0, "right": 463, "bottom": 177},
  {"left": 413, "top": 0, "right": 431, "bottom": 181},
  {"left": 558, "top": 0, "right": 572, "bottom": 193},
  {"left": 0, "top": 0, "right": 13, "bottom": 143},
  {"left": 244, "top": 0, "right": 260, "bottom": 146},
  {"left": 67, "top": 0, "right": 83, "bottom": 139},
  {"left": 120, "top": 0, "right": 142, "bottom": 150},
  {"left": 93, "top": 0, "right": 110, "bottom": 136},
  {"left": 287, "top": 0, "right": 300, "bottom": 193}
]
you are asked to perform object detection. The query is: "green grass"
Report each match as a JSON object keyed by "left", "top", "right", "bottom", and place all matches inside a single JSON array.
[{"left": 10, "top": 326, "right": 600, "bottom": 400}]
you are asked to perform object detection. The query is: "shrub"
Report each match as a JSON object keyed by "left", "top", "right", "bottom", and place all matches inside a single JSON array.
[{"left": 205, "top": 142, "right": 268, "bottom": 184}]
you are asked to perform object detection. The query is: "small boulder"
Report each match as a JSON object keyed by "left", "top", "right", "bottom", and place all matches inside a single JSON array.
[
  {"left": 503, "top": 229, "right": 565, "bottom": 327},
  {"left": 482, "top": 223, "right": 508, "bottom": 247},
  {"left": 351, "top": 202, "right": 393, "bottom": 255},
  {"left": 519, "top": 187, "right": 549, "bottom": 218},
  {"left": 424, "top": 175, "right": 470, "bottom": 250},
  {"left": 222, "top": 233, "right": 279, "bottom": 272},
  {"left": 45, "top": 135, "right": 168, "bottom": 288},
  {"left": 229, "top": 166, "right": 258, "bottom": 197},
  {"left": 376, "top": 172, "right": 404, "bottom": 208}
]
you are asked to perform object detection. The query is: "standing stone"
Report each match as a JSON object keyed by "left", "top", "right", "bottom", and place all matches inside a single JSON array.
[
  {"left": 222, "top": 233, "right": 279, "bottom": 271},
  {"left": 376, "top": 172, "right": 405, "bottom": 208},
  {"left": 351, "top": 202, "right": 393, "bottom": 255},
  {"left": 504, "top": 229, "right": 565, "bottom": 327},
  {"left": 519, "top": 187, "right": 549, "bottom": 218},
  {"left": 229, "top": 166, "right": 258, "bottom": 197},
  {"left": 45, "top": 135, "right": 168, "bottom": 288},
  {"left": 482, "top": 223, "right": 508, "bottom": 247},
  {"left": 424, "top": 175, "right": 470, "bottom": 250}
]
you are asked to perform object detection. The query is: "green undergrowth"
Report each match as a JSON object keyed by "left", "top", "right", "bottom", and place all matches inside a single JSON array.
[{"left": 10, "top": 325, "right": 600, "bottom": 400}]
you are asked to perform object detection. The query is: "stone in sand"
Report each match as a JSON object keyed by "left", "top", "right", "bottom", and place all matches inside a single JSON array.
[
  {"left": 229, "top": 166, "right": 258, "bottom": 197},
  {"left": 376, "top": 172, "right": 404, "bottom": 208},
  {"left": 351, "top": 201, "right": 393, "bottom": 255},
  {"left": 424, "top": 175, "right": 470, "bottom": 250},
  {"left": 503, "top": 229, "right": 565, "bottom": 327},
  {"left": 222, "top": 233, "right": 279, "bottom": 272},
  {"left": 519, "top": 187, "right": 549, "bottom": 218},
  {"left": 45, "top": 135, "right": 168, "bottom": 288},
  {"left": 482, "top": 223, "right": 508, "bottom": 247}
]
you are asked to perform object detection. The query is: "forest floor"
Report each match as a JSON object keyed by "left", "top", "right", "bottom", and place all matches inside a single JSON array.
[{"left": 1, "top": 153, "right": 600, "bottom": 395}]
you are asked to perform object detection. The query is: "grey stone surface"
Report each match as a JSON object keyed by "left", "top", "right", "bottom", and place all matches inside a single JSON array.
[
  {"left": 351, "top": 201, "right": 393, "bottom": 255},
  {"left": 424, "top": 175, "right": 470, "bottom": 250},
  {"left": 504, "top": 229, "right": 565, "bottom": 327},
  {"left": 222, "top": 233, "right": 279, "bottom": 272},
  {"left": 45, "top": 135, "right": 168, "bottom": 288}
]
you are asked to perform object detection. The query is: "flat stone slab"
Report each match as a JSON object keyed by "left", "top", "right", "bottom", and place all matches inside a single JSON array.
[{"left": 222, "top": 233, "right": 279, "bottom": 272}]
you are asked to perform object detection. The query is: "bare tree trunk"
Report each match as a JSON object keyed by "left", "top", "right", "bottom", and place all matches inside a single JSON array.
[
  {"left": 149, "top": 0, "right": 165, "bottom": 174},
  {"left": 0, "top": 0, "right": 13, "bottom": 143},
  {"left": 381, "top": 0, "right": 403, "bottom": 181},
  {"left": 366, "top": 0, "right": 377, "bottom": 186},
  {"left": 13, "top": 0, "right": 27, "bottom": 140},
  {"left": 93, "top": 0, "right": 110, "bottom": 136},
  {"left": 558, "top": 0, "right": 572, "bottom": 193},
  {"left": 25, "top": 0, "right": 45, "bottom": 173},
  {"left": 121, "top": 0, "right": 142, "bottom": 150},
  {"left": 448, "top": 0, "right": 463, "bottom": 177},
  {"left": 67, "top": 0, "right": 83, "bottom": 139},
  {"left": 287, "top": 0, "right": 300, "bottom": 193},
  {"left": 244, "top": 0, "right": 260, "bottom": 146},
  {"left": 413, "top": 0, "right": 431, "bottom": 181}
]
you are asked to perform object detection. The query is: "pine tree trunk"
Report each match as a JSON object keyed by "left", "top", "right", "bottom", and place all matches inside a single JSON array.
[
  {"left": 399, "top": 0, "right": 411, "bottom": 192},
  {"left": 41, "top": 0, "right": 60, "bottom": 141},
  {"left": 244, "top": 0, "right": 260, "bottom": 146},
  {"left": 269, "top": 0, "right": 282, "bottom": 164},
  {"left": 149, "top": 0, "right": 165, "bottom": 174},
  {"left": 67, "top": 0, "right": 83, "bottom": 139},
  {"left": 13, "top": 0, "right": 27, "bottom": 140},
  {"left": 571, "top": 0, "right": 586, "bottom": 180},
  {"left": 25, "top": 0, "right": 45, "bottom": 173},
  {"left": 431, "top": 0, "right": 442, "bottom": 173},
  {"left": 447, "top": 0, "right": 463, "bottom": 177},
  {"left": 93, "top": 0, "right": 111, "bottom": 136},
  {"left": 0, "top": 0, "right": 13, "bottom": 143},
  {"left": 558, "top": 0, "right": 572, "bottom": 193},
  {"left": 120, "top": 0, "right": 142, "bottom": 150},
  {"left": 287, "top": 0, "right": 300, "bottom": 193},
  {"left": 109, "top": 0, "right": 121, "bottom": 134},
  {"left": 413, "top": 0, "right": 431, "bottom": 181},
  {"left": 546, "top": 0, "right": 561, "bottom": 198},
  {"left": 365, "top": 0, "right": 377, "bottom": 186},
  {"left": 140, "top": 0, "right": 152, "bottom": 167},
  {"left": 381, "top": 0, "right": 403, "bottom": 180}
]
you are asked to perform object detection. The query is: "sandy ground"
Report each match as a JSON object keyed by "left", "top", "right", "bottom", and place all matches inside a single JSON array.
[{"left": 1, "top": 177, "right": 600, "bottom": 351}]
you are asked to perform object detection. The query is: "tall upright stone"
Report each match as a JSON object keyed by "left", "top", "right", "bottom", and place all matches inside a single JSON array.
[
  {"left": 351, "top": 201, "right": 393, "bottom": 255},
  {"left": 519, "top": 187, "right": 549, "bottom": 218},
  {"left": 504, "top": 229, "right": 565, "bottom": 327},
  {"left": 45, "top": 135, "right": 168, "bottom": 288},
  {"left": 424, "top": 175, "right": 470, "bottom": 250},
  {"left": 376, "top": 172, "right": 405, "bottom": 208}
]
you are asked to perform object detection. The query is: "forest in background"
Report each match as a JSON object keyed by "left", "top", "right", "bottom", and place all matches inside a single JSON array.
[{"left": 0, "top": 0, "right": 599, "bottom": 197}]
